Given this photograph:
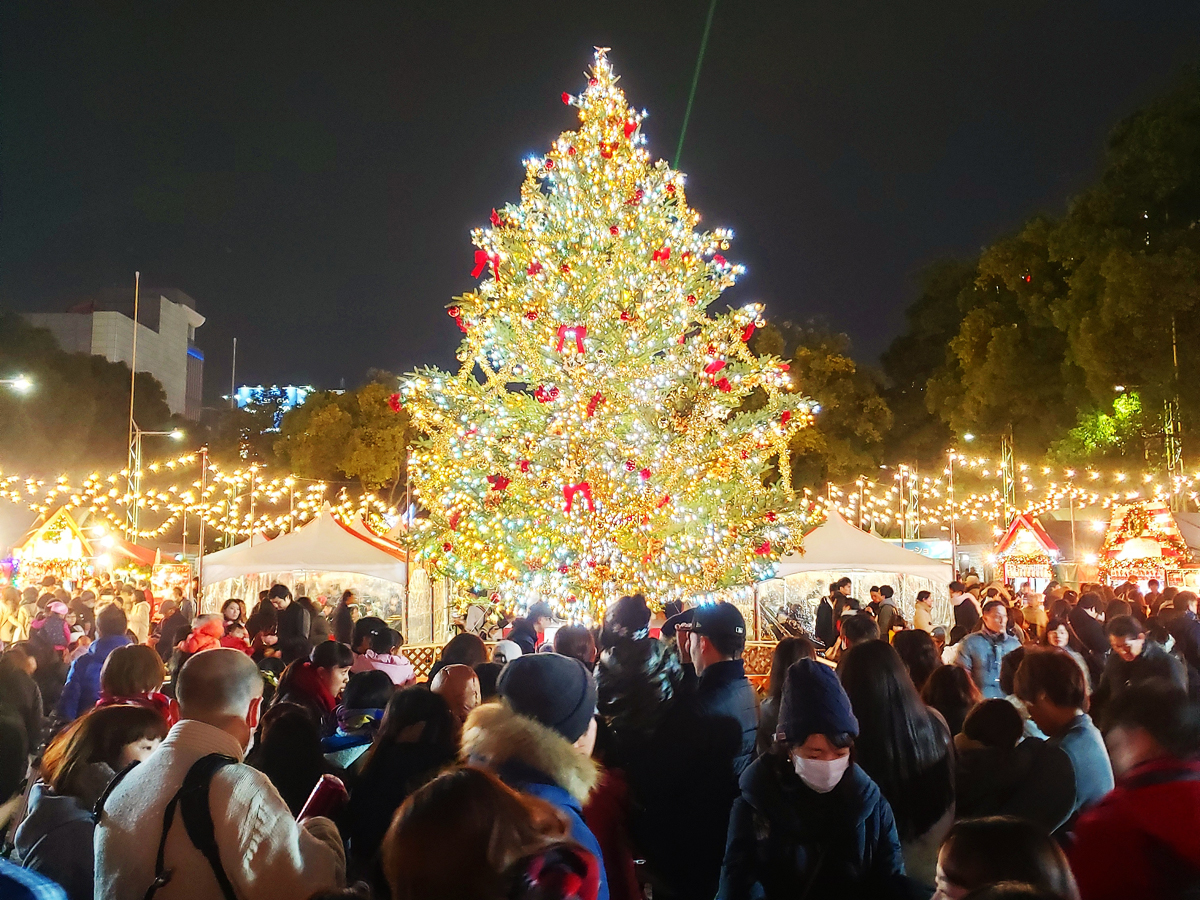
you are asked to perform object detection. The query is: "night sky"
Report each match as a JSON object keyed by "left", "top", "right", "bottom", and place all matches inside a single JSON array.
[{"left": 3, "top": 2, "right": 1199, "bottom": 399}]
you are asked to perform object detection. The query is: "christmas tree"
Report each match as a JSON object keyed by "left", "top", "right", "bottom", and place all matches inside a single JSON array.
[{"left": 399, "top": 49, "right": 816, "bottom": 617}]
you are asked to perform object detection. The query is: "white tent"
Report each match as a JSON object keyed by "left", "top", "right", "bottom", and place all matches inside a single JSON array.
[
  {"left": 774, "top": 510, "right": 951, "bottom": 582},
  {"left": 201, "top": 508, "right": 407, "bottom": 586}
]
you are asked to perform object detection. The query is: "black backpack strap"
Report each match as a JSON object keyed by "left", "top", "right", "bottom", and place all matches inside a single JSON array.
[
  {"left": 144, "top": 752, "right": 239, "bottom": 900},
  {"left": 92, "top": 760, "right": 139, "bottom": 823}
]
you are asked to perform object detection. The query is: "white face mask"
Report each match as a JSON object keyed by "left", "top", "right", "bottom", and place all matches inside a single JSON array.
[{"left": 792, "top": 754, "right": 850, "bottom": 793}]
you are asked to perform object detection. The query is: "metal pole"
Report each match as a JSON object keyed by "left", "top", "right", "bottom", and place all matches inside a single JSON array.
[
  {"left": 126, "top": 272, "right": 140, "bottom": 540},
  {"left": 1070, "top": 490, "right": 1078, "bottom": 562},
  {"left": 197, "top": 447, "right": 207, "bottom": 593},
  {"left": 949, "top": 451, "right": 958, "bottom": 580},
  {"left": 249, "top": 467, "right": 256, "bottom": 546},
  {"left": 230, "top": 337, "right": 237, "bottom": 409},
  {"left": 898, "top": 467, "right": 906, "bottom": 549},
  {"left": 131, "top": 428, "right": 142, "bottom": 540}
]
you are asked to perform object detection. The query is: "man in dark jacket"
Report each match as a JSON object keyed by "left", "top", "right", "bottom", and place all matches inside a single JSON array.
[
  {"left": 634, "top": 602, "right": 758, "bottom": 900},
  {"left": 1069, "top": 592, "right": 1110, "bottom": 666},
  {"left": 1092, "top": 615, "right": 1188, "bottom": 727},
  {"left": 1070, "top": 678, "right": 1200, "bottom": 899},
  {"left": 57, "top": 604, "right": 131, "bottom": 721},
  {"left": 815, "top": 580, "right": 847, "bottom": 649},
  {"left": 154, "top": 599, "right": 188, "bottom": 663},
  {"left": 1167, "top": 591, "right": 1200, "bottom": 674},
  {"left": 507, "top": 600, "right": 553, "bottom": 655},
  {"left": 270, "top": 584, "right": 312, "bottom": 662}
]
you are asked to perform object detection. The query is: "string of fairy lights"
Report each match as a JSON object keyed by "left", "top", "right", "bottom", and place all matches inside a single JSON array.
[
  {"left": 0, "top": 451, "right": 399, "bottom": 543},
  {"left": 819, "top": 455, "right": 1200, "bottom": 539},
  {"left": 0, "top": 448, "right": 1195, "bottom": 548}
]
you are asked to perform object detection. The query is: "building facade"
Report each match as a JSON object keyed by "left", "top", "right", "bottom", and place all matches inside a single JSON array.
[{"left": 25, "top": 287, "right": 206, "bottom": 419}]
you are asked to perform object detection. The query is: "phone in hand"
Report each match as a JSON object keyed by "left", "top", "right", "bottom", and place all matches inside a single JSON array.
[{"left": 298, "top": 773, "right": 348, "bottom": 822}]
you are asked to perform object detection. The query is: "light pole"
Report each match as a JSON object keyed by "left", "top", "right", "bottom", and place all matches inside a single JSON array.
[
  {"left": 948, "top": 450, "right": 958, "bottom": 580},
  {"left": 126, "top": 425, "right": 184, "bottom": 540}
]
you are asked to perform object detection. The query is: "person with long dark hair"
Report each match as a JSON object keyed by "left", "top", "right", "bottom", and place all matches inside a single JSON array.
[
  {"left": 933, "top": 817, "right": 1079, "bottom": 900},
  {"left": 274, "top": 640, "right": 354, "bottom": 737},
  {"left": 345, "top": 687, "right": 459, "bottom": 890},
  {"left": 246, "top": 701, "right": 341, "bottom": 817},
  {"left": 839, "top": 640, "right": 955, "bottom": 885},
  {"left": 892, "top": 629, "right": 941, "bottom": 693},
  {"left": 922, "top": 664, "right": 981, "bottom": 737},
  {"left": 756, "top": 636, "right": 816, "bottom": 757}
]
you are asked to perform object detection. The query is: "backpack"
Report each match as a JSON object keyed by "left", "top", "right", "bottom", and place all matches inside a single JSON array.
[{"left": 95, "top": 753, "right": 239, "bottom": 900}]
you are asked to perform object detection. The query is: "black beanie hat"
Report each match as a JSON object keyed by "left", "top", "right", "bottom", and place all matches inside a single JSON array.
[
  {"left": 498, "top": 652, "right": 598, "bottom": 742},
  {"left": 778, "top": 658, "right": 859, "bottom": 743}
]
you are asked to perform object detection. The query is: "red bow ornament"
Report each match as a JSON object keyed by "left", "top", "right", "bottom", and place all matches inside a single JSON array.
[
  {"left": 472, "top": 250, "right": 500, "bottom": 279},
  {"left": 555, "top": 325, "right": 587, "bottom": 355},
  {"left": 486, "top": 474, "right": 510, "bottom": 492},
  {"left": 387, "top": 393, "right": 402, "bottom": 412},
  {"left": 563, "top": 481, "right": 595, "bottom": 513},
  {"left": 755, "top": 540, "right": 771, "bottom": 556},
  {"left": 742, "top": 322, "right": 756, "bottom": 343},
  {"left": 652, "top": 247, "right": 671, "bottom": 264},
  {"left": 586, "top": 392, "right": 604, "bottom": 418}
]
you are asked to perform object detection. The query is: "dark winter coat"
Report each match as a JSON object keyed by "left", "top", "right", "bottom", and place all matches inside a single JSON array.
[
  {"left": 508, "top": 617, "right": 540, "bottom": 655},
  {"left": 56, "top": 634, "right": 132, "bottom": 721},
  {"left": 0, "top": 657, "right": 43, "bottom": 750},
  {"left": 1168, "top": 610, "right": 1200, "bottom": 675},
  {"left": 1069, "top": 756, "right": 1200, "bottom": 900},
  {"left": 463, "top": 701, "right": 609, "bottom": 900},
  {"left": 155, "top": 612, "right": 188, "bottom": 662},
  {"left": 629, "top": 659, "right": 759, "bottom": 900},
  {"left": 332, "top": 602, "right": 354, "bottom": 645},
  {"left": 15, "top": 764, "right": 114, "bottom": 900},
  {"left": 1091, "top": 641, "right": 1187, "bottom": 726},
  {"left": 953, "top": 736, "right": 1076, "bottom": 834},
  {"left": 344, "top": 741, "right": 455, "bottom": 876},
  {"left": 815, "top": 597, "right": 836, "bottom": 649},
  {"left": 1069, "top": 607, "right": 1110, "bottom": 672},
  {"left": 718, "top": 754, "right": 904, "bottom": 900}
]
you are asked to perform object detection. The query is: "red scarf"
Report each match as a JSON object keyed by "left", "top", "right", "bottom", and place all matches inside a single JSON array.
[{"left": 290, "top": 661, "right": 337, "bottom": 714}]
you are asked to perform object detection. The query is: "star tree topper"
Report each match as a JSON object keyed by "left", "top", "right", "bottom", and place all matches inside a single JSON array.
[{"left": 400, "top": 49, "right": 816, "bottom": 617}]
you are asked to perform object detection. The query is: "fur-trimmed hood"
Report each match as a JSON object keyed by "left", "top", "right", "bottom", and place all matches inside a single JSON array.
[{"left": 462, "top": 700, "right": 599, "bottom": 804}]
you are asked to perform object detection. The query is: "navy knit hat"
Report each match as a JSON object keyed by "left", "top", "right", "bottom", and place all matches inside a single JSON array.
[
  {"left": 777, "top": 658, "right": 859, "bottom": 743},
  {"left": 498, "top": 652, "right": 598, "bottom": 743}
]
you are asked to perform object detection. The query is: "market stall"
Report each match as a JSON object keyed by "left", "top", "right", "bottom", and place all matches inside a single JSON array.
[
  {"left": 761, "top": 510, "right": 952, "bottom": 636},
  {"left": 199, "top": 506, "right": 408, "bottom": 622},
  {"left": 994, "top": 513, "right": 1059, "bottom": 591},
  {"left": 1100, "top": 500, "right": 1198, "bottom": 588},
  {"left": 8, "top": 507, "right": 94, "bottom": 586}
]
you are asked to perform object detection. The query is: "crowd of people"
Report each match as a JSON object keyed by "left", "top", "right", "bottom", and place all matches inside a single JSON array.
[{"left": 0, "top": 571, "right": 1198, "bottom": 899}]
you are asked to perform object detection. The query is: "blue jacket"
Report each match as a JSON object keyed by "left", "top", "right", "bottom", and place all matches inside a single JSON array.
[
  {"left": 56, "top": 634, "right": 131, "bottom": 720},
  {"left": 516, "top": 774, "right": 609, "bottom": 900},
  {"left": 955, "top": 629, "right": 1021, "bottom": 699}
]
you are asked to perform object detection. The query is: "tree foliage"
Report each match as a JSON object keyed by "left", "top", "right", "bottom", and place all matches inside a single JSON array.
[
  {"left": 274, "top": 379, "right": 409, "bottom": 495},
  {"left": 887, "top": 69, "right": 1200, "bottom": 465},
  {"left": 0, "top": 312, "right": 175, "bottom": 475}
]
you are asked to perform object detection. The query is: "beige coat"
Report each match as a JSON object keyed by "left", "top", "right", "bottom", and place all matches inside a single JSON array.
[{"left": 95, "top": 718, "right": 344, "bottom": 900}]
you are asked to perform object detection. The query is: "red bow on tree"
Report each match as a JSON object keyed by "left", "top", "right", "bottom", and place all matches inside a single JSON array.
[
  {"left": 742, "top": 322, "right": 756, "bottom": 343},
  {"left": 563, "top": 481, "right": 595, "bottom": 513},
  {"left": 472, "top": 250, "right": 500, "bottom": 279},
  {"left": 388, "top": 393, "right": 402, "bottom": 412},
  {"left": 704, "top": 360, "right": 726, "bottom": 376},
  {"left": 555, "top": 325, "right": 587, "bottom": 355},
  {"left": 487, "top": 474, "right": 510, "bottom": 492},
  {"left": 490, "top": 208, "right": 503, "bottom": 228},
  {"left": 652, "top": 247, "right": 671, "bottom": 263},
  {"left": 755, "top": 540, "right": 771, "bottom": 556}
]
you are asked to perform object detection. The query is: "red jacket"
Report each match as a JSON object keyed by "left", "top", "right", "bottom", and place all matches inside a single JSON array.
[
  {"left": 1069, "top": 756, "right": 1200, "bottom": 899},
  {"left": 582, "top": 768, "right": 641, "bottom": 900}
]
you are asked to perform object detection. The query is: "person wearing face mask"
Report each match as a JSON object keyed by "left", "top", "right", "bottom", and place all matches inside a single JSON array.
[
  {"left": 718, "top": 658, "right": 904, "bottom": 900},
  {"left": 15, "top": 704, "right": 168, "bottom": 900},
  {"left": 94, "top": 648, "right": 345, "bottom": 899}
]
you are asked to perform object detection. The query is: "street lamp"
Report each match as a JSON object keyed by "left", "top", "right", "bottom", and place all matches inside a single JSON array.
[
  {"left": 126, "top": 425, "right": 186, "bottom": 539},
  {"left": 1, "top": 375, "right": 33, "bottom": 393}
]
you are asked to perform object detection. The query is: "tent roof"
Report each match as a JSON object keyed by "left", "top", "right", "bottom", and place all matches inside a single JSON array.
[
  {"left": 773, "top": 510, "right": 951, "bottom": 582},
  {"left": 201, "top": 508, "right": 406, "bottom": 586},
  {"left": 345, "top": 515, "right": 408, "bottom": 562},
  {"left": 997, "top": 513, "right": 1058, "bottom": 555},
  {"left": 13, "top": 506, "right": 94, "bottom": 556}
]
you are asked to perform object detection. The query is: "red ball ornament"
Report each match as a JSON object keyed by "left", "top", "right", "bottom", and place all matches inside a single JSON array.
[
  {"left": 589, "top": 78, "right": 598, "bottom": 87},
  {"left": 558, "top": 564, "right": 570, "bottom": 574},
  {"left": 766, "top": 512, "right": 777, "bottom": 522},
  {"left": 443, "top": 542, "right": 453, "bottom": 553},
  {"left": 560, "top": 263, "right": 571, "bottom": 274},
  {"left": 567, "top": 146, "right": 576, "bottom": 155},
  {"left": 619, "top": 310, "right": 633, "bottom": 322},
  {"left": 561, "top": 92, "right": 571, "bottom": 104},
  {"left": 666, "top": 183, "right": 676, "bottom": 193},
  {"left": 544, "top": 158, "right": 554, "bottom": 169},
  {"left": 525, "top": 310, "right": 539, "bottom": 321},
  {"left": 625, "top": 460, "right": 636, "bottom": 471},
  {"left": 447, "top": 306, "right": 461, "bottom": 318},
  {"left": 686, "top": 294, "right": 697, "bottom": 306},
  {"left": 610, "top": 225, "right": 619, "bottom": 236}
]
